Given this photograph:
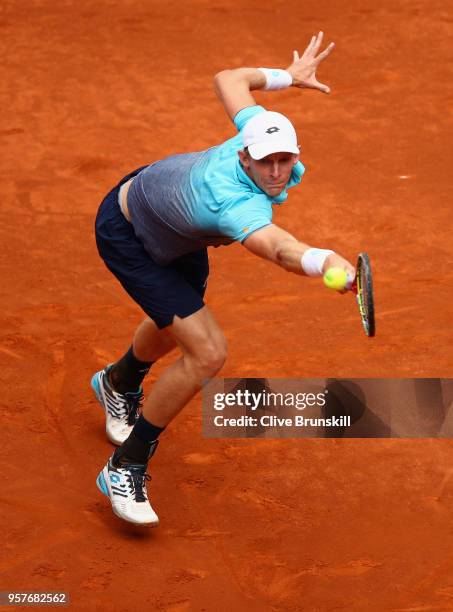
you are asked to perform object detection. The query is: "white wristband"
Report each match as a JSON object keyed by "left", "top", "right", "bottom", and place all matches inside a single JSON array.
[
  {"left": 301, "top": 248, "right": 335, "bottom": 277},
  {"left": 257, "top": 68, "right": 293, "bottom": 91}
]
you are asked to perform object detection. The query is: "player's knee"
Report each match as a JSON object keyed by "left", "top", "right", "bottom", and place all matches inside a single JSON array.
[{"left": 189, "top": 338, "right": 227, "bottom": 377}]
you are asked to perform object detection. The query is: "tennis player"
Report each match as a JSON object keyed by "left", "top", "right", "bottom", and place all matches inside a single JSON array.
[{"left": 92, "top": 32, "right": 355, "bottom": 525}]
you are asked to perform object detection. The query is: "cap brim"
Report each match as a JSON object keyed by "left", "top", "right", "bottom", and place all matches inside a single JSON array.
[{"left": 248, "top": 141, "right": 300, "bottom": 160}]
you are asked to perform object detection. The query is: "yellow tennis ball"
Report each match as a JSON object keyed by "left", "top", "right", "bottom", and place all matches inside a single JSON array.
[{"left": 323, "top": 267, "right": 348, "bottom": 291}]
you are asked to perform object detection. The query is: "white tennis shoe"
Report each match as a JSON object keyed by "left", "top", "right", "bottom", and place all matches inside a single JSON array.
[
  {"left": 91, "top": 366, "right": 142, "bottom": 445},
  {"left": 96, "top": 452, "right": 159, "bottom": 526}
]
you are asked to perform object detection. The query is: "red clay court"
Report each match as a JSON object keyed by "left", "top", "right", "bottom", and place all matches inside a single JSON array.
[{"left": 2, "top": 0, "right": 453, "bottom": 610}]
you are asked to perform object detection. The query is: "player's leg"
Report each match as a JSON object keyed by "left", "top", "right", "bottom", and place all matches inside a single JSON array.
[
  {"left": 107, "top": 317, "right": 177, "bottom": 395},
  {"left": 135, "top": 305, "right": 226, "bottom": 428},
  {"left": 92, "top": 316, "right": 176, "bottom": 444},
  {"left": 114, "top": 304, "right": 225, "bottom": 463},
  {"left": 133, "top": 247, "right": 217, "bottom": 426},
  {"left": 97, "top": 304, "right": 226, "bottom": 525},
  {"left": 95, "top": 241, "right": 223, "bottom": 524},
  {"left": 133, "top": 317, "right": 177, "bottom": 362}
]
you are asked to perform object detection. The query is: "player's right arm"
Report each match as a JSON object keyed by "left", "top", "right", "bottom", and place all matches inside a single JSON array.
[
  {"left": 214, "top": 32, "right": 335, "bottom": 122},
  {"left": 243, "top": 223, "right": 355, "bottom": 279}
]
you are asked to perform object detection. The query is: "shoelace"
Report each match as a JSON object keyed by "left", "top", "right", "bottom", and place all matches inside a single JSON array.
[
  {"left": 126, "top": 465, "right": 151, "bottom": 502},
  {"left": 105, "top": 368, "right": 143, "bottom": 424},
  {"left": 124, "top": 391, "right": 144, "bottom": 426}
]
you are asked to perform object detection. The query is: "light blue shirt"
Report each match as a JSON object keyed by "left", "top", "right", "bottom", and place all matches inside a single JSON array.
[{"left": 127, "top": 105, "right": 305, "bottom": 265}]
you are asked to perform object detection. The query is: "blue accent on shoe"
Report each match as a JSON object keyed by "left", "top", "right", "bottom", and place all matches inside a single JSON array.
[
  {"left": 96, "top": 471, "right": 109, "bottom": 497},
  {"left": 91, "top": 373, "right": 100, "bottom": 394},
  {"left": 91, "top": 372, "right": 102, "bottom": 402}
]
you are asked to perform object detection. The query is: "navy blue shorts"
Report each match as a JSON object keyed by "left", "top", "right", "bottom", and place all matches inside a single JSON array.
[{"left": 95, "top": 167, "right": 209, "bottom": 329}]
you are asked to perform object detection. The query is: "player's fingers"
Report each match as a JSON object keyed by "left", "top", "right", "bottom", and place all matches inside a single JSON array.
[
  {"left": 293, "top": 49, "right": 300, "bottom": 62},
  {"left": 313, "top": 78, "right": 331, "bottom": 93},
  {"left": 346, "top": 271, "right": 355, "bottom": 291},
  {"left": 302, "top": 35, "right": 316, "bottom": 58},
  {"left": 312, "top": 30, "right": 324, "bottom": 55},
  {"left": 315, "top": 42, "right": 335, "bottom": 63}
]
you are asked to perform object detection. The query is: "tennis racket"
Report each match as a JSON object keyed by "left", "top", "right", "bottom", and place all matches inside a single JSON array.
[{"left": 351, "top": 252, "right": 375, "bottom": 337}]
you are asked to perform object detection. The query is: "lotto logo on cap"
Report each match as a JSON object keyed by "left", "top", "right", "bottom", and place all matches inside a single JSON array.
[{"left": 242, "top": 111, "right": 299, "bottom": 160}]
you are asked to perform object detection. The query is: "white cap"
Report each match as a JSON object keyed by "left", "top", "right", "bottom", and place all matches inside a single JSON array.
[{"left": 242, "top": 111, "right": 299, "bottom": 160}]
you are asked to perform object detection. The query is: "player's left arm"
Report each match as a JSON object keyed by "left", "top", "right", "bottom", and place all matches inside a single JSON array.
[
  {"left": 213, "top": 68, "right": 266, "bottom": 122},
  {"left": 243, "top": 223, "right": 355, "bottom": 279},
  {"left": 214, "top": 31, "right": 335, "bottom": 122}
]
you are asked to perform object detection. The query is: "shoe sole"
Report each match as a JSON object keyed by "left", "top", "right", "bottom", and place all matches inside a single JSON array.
[
  {"left": 96, "top": 469, "right": 159, "bottom": 527},
  {"left": 91, "top": 372, "right": 129, "bottom": 446}
]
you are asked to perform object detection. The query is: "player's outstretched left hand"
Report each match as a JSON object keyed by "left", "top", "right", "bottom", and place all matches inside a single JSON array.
[{"left": 287, "top": 31, "right": 335, "bottom": 94}]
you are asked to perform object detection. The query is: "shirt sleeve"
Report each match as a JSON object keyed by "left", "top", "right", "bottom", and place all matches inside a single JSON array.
[
  {"left": 233, "top": 105, "right": 267, "bottom": 132},
  {"left": 218, "top": 194, "right": 273, "bottom": 242}
]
